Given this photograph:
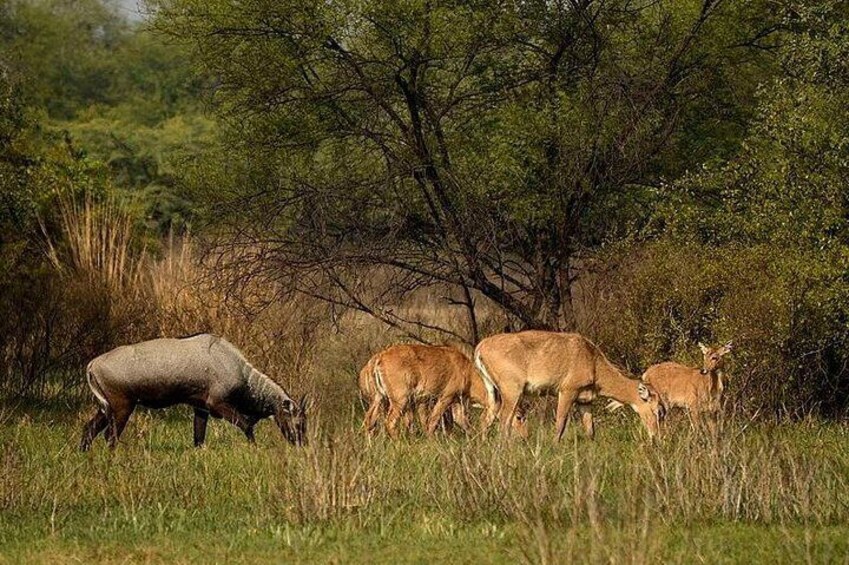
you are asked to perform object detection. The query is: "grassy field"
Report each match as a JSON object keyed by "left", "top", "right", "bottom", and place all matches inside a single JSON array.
[{"left": 1, "top": 405, "right": 848, "bottom": 564}]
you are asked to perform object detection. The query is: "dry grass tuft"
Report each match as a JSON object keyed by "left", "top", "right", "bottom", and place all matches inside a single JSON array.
[{"left": 44, "top": 191, "right": 146, "bottom": 295}]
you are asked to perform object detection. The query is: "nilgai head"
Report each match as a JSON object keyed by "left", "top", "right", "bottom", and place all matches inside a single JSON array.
[
  {"left": 698, "top": 341, "right": 733, "bottom": 375},
  {"left": 635, "top": 382, "right": 665, "bottom": 438},
  {"left": 275, "top": 395, "right": 308, "bottom": 446}
]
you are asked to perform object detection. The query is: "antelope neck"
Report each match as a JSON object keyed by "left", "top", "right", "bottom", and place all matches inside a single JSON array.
[
  {"left": 246, "top": 370, "right": 291, "bottom": 415},
  {"left": 595, "top": 358, "right": 640, "bottom": 405}
]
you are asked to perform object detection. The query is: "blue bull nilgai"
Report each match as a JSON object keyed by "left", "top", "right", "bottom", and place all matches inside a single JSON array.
[{"left": 80, "top": 334, "right": 307, "bottom": 450}]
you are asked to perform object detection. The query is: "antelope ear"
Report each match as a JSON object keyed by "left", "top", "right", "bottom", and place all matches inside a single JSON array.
[
  {"left": 299, "top": 394, "right": 309, "bottom": 412},
  {"left": 637, "top": 383, "right": 651, "bottom": 402},
  {"left": 698, "top": 342, "right": 709, "bottom": 354},
  {"left": 281, "top": 398, "right": 296, "bottom": 415}
]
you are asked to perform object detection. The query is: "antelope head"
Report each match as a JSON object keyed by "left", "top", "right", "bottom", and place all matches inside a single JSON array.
[
  {"left": 634, "top": 382, "right": 665, "bottom": 438},
  {"left": 698, "top": 341, "right": 733, "bottom": 375}
]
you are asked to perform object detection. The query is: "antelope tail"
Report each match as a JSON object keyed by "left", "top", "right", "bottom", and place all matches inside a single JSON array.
[
  {"left": 473, "top": 347, "right": 499, "bottom": 410},
  {"left": 373, "top": 359, "right": 388, "bottom": 398},
  {"left": 86, "top": 362, "right": 110, "bottom": 412}
]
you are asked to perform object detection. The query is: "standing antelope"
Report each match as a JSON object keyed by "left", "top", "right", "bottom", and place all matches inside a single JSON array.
[
  {"left": 363, "top": 344, "right": 488, "bottom": 438},
  {"left": 474, "top": 331, "right": 665, "bottom": 440},
  {"left": 358, "top": 351, "right": 463, "bottom": 435},
  {"left": 639, "top": 341, "right": 733, "bottom": 427},
  {"left": 80, "top": 333, "right": 308, "bottom": 450},
  {"left": 358, "top": 352, "right": 460, "bottom": 435}
]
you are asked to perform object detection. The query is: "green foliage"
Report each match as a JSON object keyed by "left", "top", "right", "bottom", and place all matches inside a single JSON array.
[
  {"left": 590, "top": 242, "right": 848, "bottom": 417},
  {"left": 1, "top": 0, "right": 215, "bottom": 233},
  {"left": 0, "top": 0, "right": 218, "bottom": 395},
  {"left": 2, "top": 0, "right": 848, "bottom": 418},
  {"left": 660, "top": 2, "right": 849, "bottom": 250},
  {"left": 2, "top": 0, "right": 128, "bottom": 118},
  {"left": 61, "top": 111, "right": 216, "bottom": 233}
]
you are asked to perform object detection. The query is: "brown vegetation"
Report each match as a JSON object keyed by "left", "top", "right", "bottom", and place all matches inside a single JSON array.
[{"left": 2, "top": 193, "right": 846, "bottom": 428}]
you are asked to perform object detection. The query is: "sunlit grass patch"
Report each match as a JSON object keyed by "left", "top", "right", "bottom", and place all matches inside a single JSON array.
[{"left": 1, "top": 411, "right": 848, "bottom": 563}]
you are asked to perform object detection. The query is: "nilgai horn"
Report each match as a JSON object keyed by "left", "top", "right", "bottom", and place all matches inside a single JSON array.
[
  {"left": 80, "top": 333, "right": 307, "bottom": 450},
  {"left": 474, "top": 331, "right": 665, "bottom": 440}
]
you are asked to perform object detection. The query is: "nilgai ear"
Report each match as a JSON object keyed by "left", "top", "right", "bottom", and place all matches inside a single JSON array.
[
  {"left": 698, "top": 342, "right": 709, "bottom": 354},
  {"left": 282, "top": 398, "right": 296, "bottom": 414},
  {"left": 299, "top": 394, "right": 309, "bottom": 412},
  {"left": 637, "top": 383, "right": 651, "bottom": 402}
]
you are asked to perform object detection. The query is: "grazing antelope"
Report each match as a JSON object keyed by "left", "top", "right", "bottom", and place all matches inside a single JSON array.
[
  {"left": 638, "top": 341, "right": 733, "bottom": 428},
  {"left": 363, "top": 344, "right": 488, "bottom": 438},
  {"left": 474, "top": 331, "right": 665, "bottom": 440},
  {"left": 80, "top": 334, "right": 307, "bottom": 450},
  {"left": 358, "top": 352, "right": 464, "bottom": 435},
  {"left": 357, "top": 353, "right": 419, "bottom": 432}
]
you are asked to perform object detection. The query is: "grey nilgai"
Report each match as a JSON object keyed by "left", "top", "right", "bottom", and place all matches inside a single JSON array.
[{"left": 80, "top": 334, "right": 307, "bottom": 450}]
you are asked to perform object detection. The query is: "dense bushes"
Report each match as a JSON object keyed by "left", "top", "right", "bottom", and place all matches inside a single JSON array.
[
  {"left": 579, "top": 3, "right": 849, "bottom": 417},
  {"left": 1, "top": 0, "right": 214, "bottom": 397},
  {"left": 585, "top": 242, "right": 848, "bottom": 418},
  {"left": 2, "top": 191, "right": 846, "bottom": 418}
]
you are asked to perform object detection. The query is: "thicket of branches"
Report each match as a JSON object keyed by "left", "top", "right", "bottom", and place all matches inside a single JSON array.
[{"left": 158, "top": 0, "right": 780, "bottom": 332}]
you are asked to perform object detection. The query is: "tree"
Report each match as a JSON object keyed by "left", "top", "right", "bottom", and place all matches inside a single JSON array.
[
  {"left": 1, "top": 0, "right": 130, "bottom": 118},
  {"left": 158, "top": 0, "right": 779, "bottom": 341}
]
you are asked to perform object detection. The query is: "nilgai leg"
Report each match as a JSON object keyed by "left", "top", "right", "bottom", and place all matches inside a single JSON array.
[
  {"left": 577, "top": 404, "right": 595, "bottom": 439},
  {"left": 193, "top": 408, "right": 209, "bottom": 447},
  {"left": 106, "top": 401, "right": 135, "bottom": 449},
  {"left": 384, "top": 397, "right": 410, "bottom": 439},
  {"left": 80, "top": 409, "right": 109, "bottom": 451},
  {"left": 498, "top": 384, "right": 524, "bottom": 438},
  {"left": 425, "top": 394, "right": 456, "bottom": 436},
  {"left": 213, "top": 402, "right": 257, "bottom": 443},
  {"left": 450, "top": 403, "right": 470, "bottom": 433},
  {"left": 363, "top": 396, "right": 385, "bottom": 435}
]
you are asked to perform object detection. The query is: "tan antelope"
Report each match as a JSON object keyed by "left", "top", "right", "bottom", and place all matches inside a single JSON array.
[
  {"left": 358, "top": 352, "right": 470, "bottom": 435},
  {"left": 357, "top": 353, "right": 428, "bottom": 433},
  {"left": 638, "top": 341, "right": 733, "bottom": 428},
  {"left": 474, "top": 331, "right": 665, "bottom": 440},
  {"left": 363, "top": 344, "right": 489, "bottom": 438}
]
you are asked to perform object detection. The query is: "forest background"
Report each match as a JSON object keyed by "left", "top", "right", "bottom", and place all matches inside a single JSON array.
[{"left": 2, "top": 0, "right": 847, "bottom": 418}]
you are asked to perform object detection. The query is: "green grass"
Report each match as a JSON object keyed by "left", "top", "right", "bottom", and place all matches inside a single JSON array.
[{"left": 1, "top": 407, "right": 848, "bottom": 563}]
